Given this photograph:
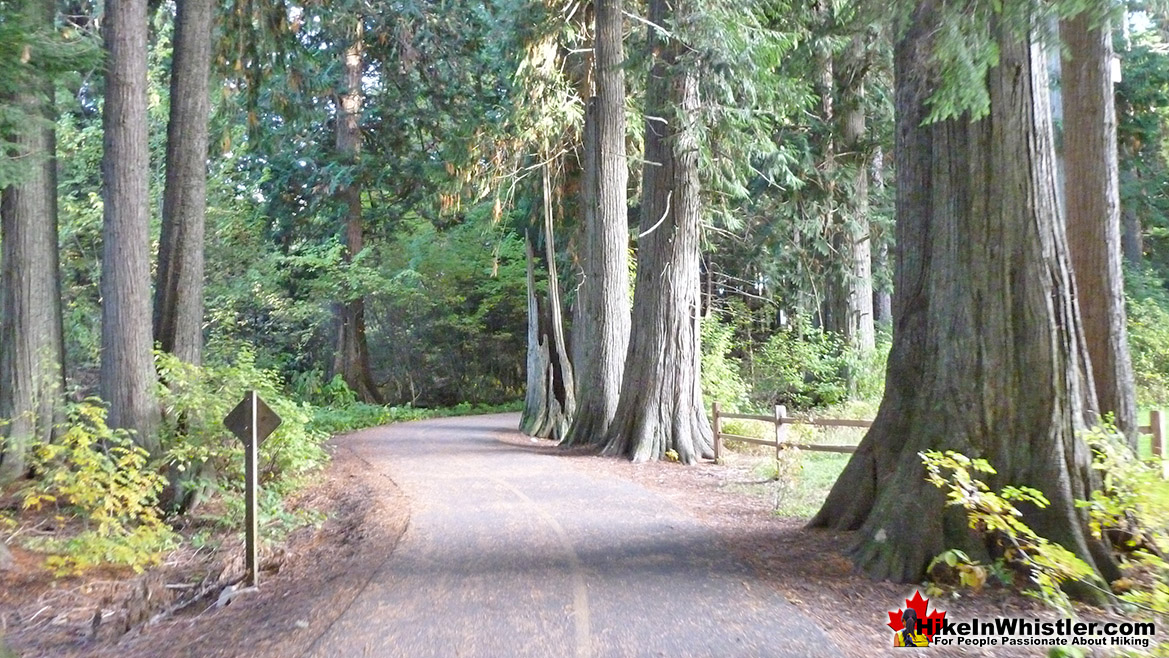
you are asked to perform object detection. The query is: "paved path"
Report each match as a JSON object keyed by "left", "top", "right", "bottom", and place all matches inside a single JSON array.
[{"left": 306, "top": 413, "right": 838, "bottom": 658}]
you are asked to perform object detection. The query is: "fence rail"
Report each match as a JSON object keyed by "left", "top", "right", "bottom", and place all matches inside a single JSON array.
[
  {"left": 1140, "top": 409, "right": 1168, "bottom": 479},
  {"left": 711, "top": 402, "right": 870, "bottom": 461},
  {"left": 712, "top": 403, "right": 1169, "bottom": 478}
]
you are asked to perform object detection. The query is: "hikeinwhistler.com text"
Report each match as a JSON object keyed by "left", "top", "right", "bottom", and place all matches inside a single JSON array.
[{"left": 920, "top": 617, "right": 1156, "bottom": 649}]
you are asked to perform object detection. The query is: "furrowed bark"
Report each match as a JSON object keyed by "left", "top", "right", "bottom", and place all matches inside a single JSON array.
[
  {"left": 155, "top": 0, "right": 214, "bottom": 365},
  {"left": 811, "top": 8, "right": 1117, "bottom": 591},
  {"left": 0, "top": 0, "right": 65, "bottom": 483},
  {"left": 1061, "top": 13, "right": 1137, "bottom": 442},
  {"left": 101, "top": 0, "right": 160, "bottom": 454},
  {"left": 602, "top": 0, "right": 711, "bottom": 464},
  {"left": 329, "top": 19, "right": 382, "bottom": 404},
  {"left": 562, "top": 0, "right": 631, "bottom": 447}
]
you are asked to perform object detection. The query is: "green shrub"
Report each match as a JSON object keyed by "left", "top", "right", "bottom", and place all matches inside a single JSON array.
[
  {"left": 921, "top": 450, "right": 1101, "bottom": 614},
  {"left": 1078, "top": 425, "right": 1169, "bottom": 656},
  {"left": 701, "top": 317, "right": 750, "bottom": 413},
  {"left": 1128, "top": 297, "right": 1169, "bottom": 406},
  {"left": 156, "top": 347, "right": 329, "bottom": 501},
  {"left": 21, "top": 401, "right": 177, "bottom": 575},
  {"left": 749, "top": 317, "right": 851, "bottom": 410}
]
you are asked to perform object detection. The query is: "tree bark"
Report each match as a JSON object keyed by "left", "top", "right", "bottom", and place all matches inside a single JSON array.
[
  {"left": 101, "top": 0, "right": 160, "bottom": 454},
  {"left": 0, "top": 0, "right": 65, "bottom": 484},
  {"left": 155, "top": 0, "right": 213, "bottom": 365},
  {"left": 329, "top": 19, "right": 382, "bottom": 404},
  {"left": 521, "top": 160, "right": 577, "bottom": 440},
  {"left": 811, "top": 8, "right": 1117, "bottom": 589},
  {"left": 562, "top": 0, "right": 631, "bottom": 447},
  {"left": 834, "top": 33, "right": 875, "bottom": 352},
  {"left": 571, "top": 98, "right": 599, "bottom": 396},
  {"left": 1061, "top": 13, "right": 1138, "bottom": 441},
  {"left": 603, "top": 0, "right": 711, "bottom": 464},
  {"left": 871, "top": 146, "right": 892, "bottom": 328},
  {"left": 1120, "top": 167, "right": 1143, "bottom": 265}
]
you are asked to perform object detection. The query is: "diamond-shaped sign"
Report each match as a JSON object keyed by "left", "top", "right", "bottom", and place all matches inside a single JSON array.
[{"left": 224, "top": 391, "right": 282, "bottom": 447}]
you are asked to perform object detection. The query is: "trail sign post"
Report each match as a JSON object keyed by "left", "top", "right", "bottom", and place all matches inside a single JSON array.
[{"left": 224, "top": 391, "right": 282, "bottom": 587}]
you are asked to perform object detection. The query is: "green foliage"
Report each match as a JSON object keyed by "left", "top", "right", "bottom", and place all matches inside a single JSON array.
[
  {"left": 1077, "top": 425, "right": 1169, "bottom": 656},
  {"left": 1128, "top": 296, "right": 1169, "bottom": 406},
  {"left": 0, "top": 1, "right": 99, "bottom": 188},
  {"left": 365, "top": 213, "right": 530, "bottom": 406},
  {"left": 927, "top": 549, "right": 990, "bottom": 591},
  {"left": 749, "top": 317, "right": 852, "bottom": 409},
  {"left": 20, "top": 401, "right": 177, "bottom": 575},
  {"left": 309, "top": 402, "right": 432, "bottom": 437},
  {"left": 701, "top": 317, "right": 750, "bottom": 412},
  {"left": 921, "top": 450, "right": 1101, "bottom": 614},
  {"left": 156, "top": 347, "right": 329, "bottom": 502}
]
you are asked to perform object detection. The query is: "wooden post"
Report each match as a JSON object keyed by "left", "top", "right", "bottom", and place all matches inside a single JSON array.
[
  {"left": 244, "top": 390, "right": 259, "bottom": 587},
  {"left": 712, "top": 402, "right": 721, "bottom": 462},
  {"left": 1152, "top": 409, "right": 1167, "bottom": 480},
  {"left": 774, "top": 404, "right": 786, "bottom": 461}
]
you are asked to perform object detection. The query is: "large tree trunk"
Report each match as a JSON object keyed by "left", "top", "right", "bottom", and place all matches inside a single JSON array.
[
  {"left": 1120, "top": 168, "right": 1143, "bottom": 265},
  {"left": 833, "top": 33, "right": 875, "bottom": 352},
  {"left": 0, "top": 0, "right": 65, "bottom": 484},
  {"left": 871, "top": 146, "right": 892, "bottom": 328},
  {"left": 811, "top": 9, "right": 1117, "bottom": 589},
  {"left": 602, "top": 0, "right": 711, "bottom": 464},
  {"left": 329, "top": 20, "right": 382, "bottom": 404},
  {"left": 521, "top": 162, "right": 576, "bottom": 440},
  {"left": 562, "top": 0, "right": 631, "bottom": 447},
  {"left": 571, "top": 98, "right": 599, "bottom": 396},
  {"left": 1061, "top": 14, "right": 1138, "bottom": 442},
  {"left": 101, "top": 0, "right": 160, "bottom": 454},
  {"left": 154, "top": 0, "right": 213, "bottom": 365}
]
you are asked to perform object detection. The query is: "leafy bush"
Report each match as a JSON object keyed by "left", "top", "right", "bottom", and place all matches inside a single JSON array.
[
  {"left": 1128, "top": 296, "right": 1169, "bottom": 406},
  {"left": 921, "top": 450, "right": 1101, "bottom": 614},
  {"left": 309, "top": 402, "right": 431, "bottom": 436},
  {"left": 21, "top": 401, "right": 177, "bottom": 575},
  {"left": 156, "top": 347, "right": 329, "bottom": 502},
  {"left": 749, "top": 317, "right": 852, "bottom": 410},
  {"left": 701, "top": 317, "right": 750, "bottom": 412},
  {"left": 1077, "top": 426, "right": 1169, "bottom": 656}
]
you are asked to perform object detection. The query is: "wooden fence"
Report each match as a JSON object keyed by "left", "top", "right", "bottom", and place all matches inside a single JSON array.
[
  {"left": 711, "top": 402, "right": 869, "bottom": 461},
  {"left": 1141, "top": 409, "right": 1168, "bottom": 479},
  {"left": 712, "top": 403, "right": 1169, "bottom": 477}
]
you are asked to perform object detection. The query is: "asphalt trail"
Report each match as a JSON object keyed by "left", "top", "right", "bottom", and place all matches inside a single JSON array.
[{"left": 306, "top": 413, "right": 839, "bottom": 658}]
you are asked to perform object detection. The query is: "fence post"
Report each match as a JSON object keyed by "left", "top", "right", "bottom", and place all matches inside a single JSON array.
[
  {"left": 712, "top": 402, "right": 721, "bottom": 463},
  {"left": 1153, "top": 409, "right": 1167, "bottom": 479},
  {"left": 774, "top": 405, "right": 786, "bottom": 461}
]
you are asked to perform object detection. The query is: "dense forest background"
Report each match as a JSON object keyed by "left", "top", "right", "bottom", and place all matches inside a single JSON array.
[
  {"left": 6, "top": 0, "right": 1169, "bottom": 631},
  {"left": 7, "top": 2, "right": 1169, "bottom": 419}
]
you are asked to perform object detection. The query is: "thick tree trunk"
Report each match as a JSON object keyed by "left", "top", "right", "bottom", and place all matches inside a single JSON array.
[
  {"left": 562, "top": 0, "right": 631, "bottom": 447},
  {"left": 834, "top": 34, "right": 875, "bottom": 352},
  {"left": 0, "top": 0, "right": 65, "bottom": 484},
  {"left": 871, "top": 146, "right": 892, "bottom": 328},
  {"left": 872, "top": 241, "right": 892, "bottom": 328},
  {"left": 603, "top": 0, "right": 711, "bottom": 464},
  {"left": 1121, "top": 168, "right": 1143, "bottom": 265},
  {"left": 329, "top": 21, "right": 382, "bottom": 404},
  {"left": 1061, "top": 14, "right": 1138, "bottom": 442},
  {"left": 521, "top": 162, "right": 576, "bottom": 440},
  {"left": 571, "top": 98, "right": 599, "bottom": 396},
  {"left": 101, "top": 0, "right": 160, "bottom": 454},
  {"left": 155, "top": 0, "right": 213, "bottom": 365},
  {"left": 520, "top": 222, "right": 576, "bottom": 438},
  {"left": 811, "top": 9, "right": 1117, "bottom": 589}
]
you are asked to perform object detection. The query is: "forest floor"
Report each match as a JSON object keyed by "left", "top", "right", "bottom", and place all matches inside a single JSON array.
[{"left": 1, "top": 413, "right": 1130, "bottom": 657}]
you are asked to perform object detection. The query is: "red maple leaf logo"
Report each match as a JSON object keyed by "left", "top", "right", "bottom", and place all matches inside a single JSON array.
[{"left": 887, "top": 590, "right": 946, "bottom": 641}]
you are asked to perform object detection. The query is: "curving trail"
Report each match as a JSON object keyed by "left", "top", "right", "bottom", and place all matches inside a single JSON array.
[{"left": 306, "top": 413, "right": 839, "bottom": 658}]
